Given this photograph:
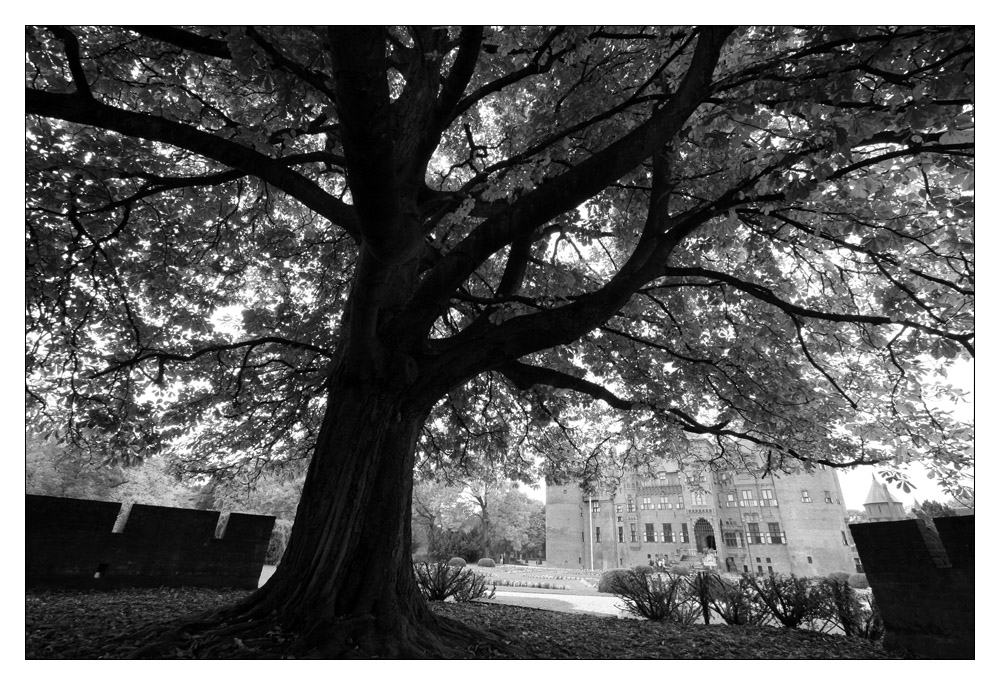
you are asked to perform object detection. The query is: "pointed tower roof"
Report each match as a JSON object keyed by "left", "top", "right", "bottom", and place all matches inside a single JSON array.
[{"left": 864, "top": 475, "right": 901, "bottom": 505}]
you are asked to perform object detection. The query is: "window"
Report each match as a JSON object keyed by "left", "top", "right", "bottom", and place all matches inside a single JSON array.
[
  {"left": 658, "top": 471, "right": 667, "bottom": 481},
  {"left": 592, "top": 500, "right": 601, "bottom": 513},
  {"left": 676, "top": 496, "right": 685, "bottom": 510},
  {"left": 659, "top": 495, "right": 671, "bottom": 510},
  {"left": 808, "top": 556, "right": 814, "bottom": 564},
  {"left": 723, "top": 530, "right": 743, "bottom": 548},
  {"left": 765, "top": 557, "right": 771, "bottom": 563},
  {"left": 767, "top": 565, "right": 773, "bottom": 573},
  {"left": 767, "top": 522, "right": 786, "bottom": 544},
  {"left": 692, "top": 492, "right": 706, "bottom": 506},
  {"left": 842, "top": 531, "right": 850, "bottom": 546},
  {"left": 618, "top": 526, "right": 624, "bottom": 543},
  {"left": 629, "top": 523, "right": 637, "bottom": 542},
  {"left": 740, "top": 489, "right": 758, "bottom": 507},
  {"left": 626, "top": 497, "right": 636, "bottom": 513},
  {"left": 824, "top": 491, "right": 833, "bottom": 503},
  {"left": 641, "top": 496, "right": 653, "bottom": 510},
  {"left": 680, "top": 523, "right": 690, "bottom": 543},
  {"left": 761, "top": 488, "right": 777, "bottom": 507},
  {"left": 801, "top": 490, "right": 812, "bottom": 503},
  {"left": 595, "top": 527, "right": 601, "bottom": 543},
  {"left": 747, "top": 522, "right": 764, "bottom": 545},
  {"left": 663, "top": 523, "right": 674, "bottom": 543},
  {"left": 757, "top": 565, "right": 763, "bottom": 574},
  {"left": 726, "top": 493, "right": 736, "bottom": 508},
  {"left": 615, "top": 503, "right": 622, "bottom": 514},
  {"left": 645, "top": 523, "right": 655, "bottom": 543}
]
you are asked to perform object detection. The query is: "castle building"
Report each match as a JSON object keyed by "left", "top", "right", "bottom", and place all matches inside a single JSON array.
[
  {"left": 546, "top": 437, "right": 859, "bottom": 576},
  {"left": 862, "top": 475, "right": 908, "bottom": 522}
]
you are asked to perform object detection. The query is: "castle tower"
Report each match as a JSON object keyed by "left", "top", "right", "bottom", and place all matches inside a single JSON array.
[{"left": 863, "top": 475, "right": 908, "bottom": 522}]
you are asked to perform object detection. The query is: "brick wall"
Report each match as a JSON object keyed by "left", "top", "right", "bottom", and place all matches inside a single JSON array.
[
  {"left": 849, "top": 516, "right": 974, "bottom": 659},
  {"left": 26, "top": 494, "right": 275, "bottom": 590}
]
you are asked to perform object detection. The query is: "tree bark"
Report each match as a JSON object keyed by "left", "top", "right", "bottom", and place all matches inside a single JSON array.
[{"left": 225, "top": 369, "right": 443, "bottom": 656}]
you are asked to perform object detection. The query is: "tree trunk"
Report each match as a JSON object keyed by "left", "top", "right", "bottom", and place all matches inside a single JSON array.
[{"left": 155, "top": 364, "right": 512, "bottom": 658}]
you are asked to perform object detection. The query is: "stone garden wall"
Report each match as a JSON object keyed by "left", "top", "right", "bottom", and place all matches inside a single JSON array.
[
  {"left": 849, "top": 515, "right": 974, "bottom": 659},
  {"left": 26, "top": 494, "right": 275, "bottom": 590}
]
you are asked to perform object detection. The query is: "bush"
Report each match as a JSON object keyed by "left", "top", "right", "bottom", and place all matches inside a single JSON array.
[
  {"left": 848, "top": 573, "right": 869, "bottom": 589},
  {"left": 818, "top": 577, "right": 864, "bottom": 637},
  {"left": 707, "top": 574, "right": 771, "bottom": 626},
  {"left": 447, "top": 557, "right": 467, "bottom": 567},
  {"left": 598, "top": 569, "right": 634, "bottom": 594},
  {"left": 633, "top": 564, "right": 655, "bottom": 575},
  {"left": 477, "top": 558, "right": 496, "bottom": 567},
  {"left": 413, "top": 561, "right": 495, "bottom": 602},
  {"left": 265, "top": 519, "right": 294, "bottom": 565},
  {"left": 688, "top": 572, "right": 725, "bottom": 625},
  {"left": 611, "top": 571, "right": 699, "bottom": 623},
  {"left": 745, "top": 573, "right": 825, "bottom": 629},
  {"left": 670, "top": 565, "right": 690, "bottom": 576},
  {"left": 827, "top": 571, "right": 850, "bottom": 583},
  {"left": 858, "top": 593, "right": 884, "bottom": 641}
]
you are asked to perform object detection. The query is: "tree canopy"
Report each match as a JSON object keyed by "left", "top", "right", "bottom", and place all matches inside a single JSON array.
[{"left": 25, "top": 26, "right": 973, "bottom": 656}]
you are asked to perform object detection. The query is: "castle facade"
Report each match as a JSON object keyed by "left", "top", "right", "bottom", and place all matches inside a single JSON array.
[{"left": 546, "top": 437, "right": 860, "bottom": 576}]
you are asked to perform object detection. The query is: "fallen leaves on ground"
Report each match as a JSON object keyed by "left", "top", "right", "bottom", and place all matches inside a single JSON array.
[{"left": 26, "top": 587, "right": 899, "bottom": 659}]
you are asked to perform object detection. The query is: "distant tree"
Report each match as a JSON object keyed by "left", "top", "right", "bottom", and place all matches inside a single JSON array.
[
  {"left": 910, "top": 499, "right": 957, "bottom": 525},
  {"left": 522, "top": 506, "right": 547, "bottom": 560},
  {"left": 205, "top": 469, "right": 305, "bottom": 520},
  {"left": 411, "top": 480, "right": 473, "bottom": 558},
  {"left": 26, "top": 433, "right": 194, "bottom": 507}
]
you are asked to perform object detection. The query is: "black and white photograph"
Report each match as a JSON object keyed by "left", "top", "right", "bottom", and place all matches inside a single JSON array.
[{"left": 24, "top": 23, "right": 974, "bottom": 662}]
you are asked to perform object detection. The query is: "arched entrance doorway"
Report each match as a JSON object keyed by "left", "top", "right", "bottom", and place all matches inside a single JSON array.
[{"left": 694, "top": 518, "right": 716, "bottom": 552}]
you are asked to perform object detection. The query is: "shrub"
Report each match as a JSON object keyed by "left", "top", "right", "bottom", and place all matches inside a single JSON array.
[
  {"left": 745, "top": 573, "right": 825, "bottom": 629},
  {"left": 848, "top": 573, "right": 869, "bottom": 589},
  {"left": 265, "top": 519, "right": 294, "bottom": 565},
  {"left": 859, "top": 593, "right": 884, "bottom": 641},
  {"left": 611, "top": 571, "right": 699, "bottom": 623},
  {"left": 817, "top": 577, "right": 864, "bottom": 637},
  {"left": 447, "top": 557, "right": 467, "bottom": 567},
  {"left": 413, "top": 561, "right": 495, "bottom": 602},
  {"left": 598, "top": 569, "right": 633, "bottom": 594},
  {"left": 670, "top": 565, "right": 690, "bottom": 576},
  {"left": 707, "top": 574, "right": 771, "bottom": 626},
  {"left": 827, "top": 571, "right": 850, "bottom": 583},
  {"left": 688, "top": 572, "right": 726, "bottom": 625},
  {"left": 633, "top": 564, "right": 655, "bottom": 575},
  {"left": 478, "top": 558, "right": 496, "bottom": 567}
]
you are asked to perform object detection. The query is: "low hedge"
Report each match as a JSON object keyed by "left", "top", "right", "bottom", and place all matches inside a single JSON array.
[{"left": 478, "top": 558, "right": 496, "bottom": 567}]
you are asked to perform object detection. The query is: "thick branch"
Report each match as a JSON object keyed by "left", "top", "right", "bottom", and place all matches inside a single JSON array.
[
  {"left": 127, "top": 26, "right": 231, "bottom": 59},
  {"left": 25, "top": 89, "right": 360, "bottom": 238},
  {"left": 328, "top": 26, "right": 417, "bottom": 264},
  {"left": 406, "top": 27, "right": 733, "bottom": 336},
  {"left": 498, "top": 360, "right": 636, "bottom": 410}
]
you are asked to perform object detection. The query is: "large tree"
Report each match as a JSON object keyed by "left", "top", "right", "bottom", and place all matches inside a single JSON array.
[{"left": 26, "top": 26, "right": 973, "bottom": 656}]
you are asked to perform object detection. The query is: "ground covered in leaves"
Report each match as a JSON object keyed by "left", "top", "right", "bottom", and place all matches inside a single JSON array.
[{"left": 26, "top": 587, "right": 899, "bottom": 659}]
